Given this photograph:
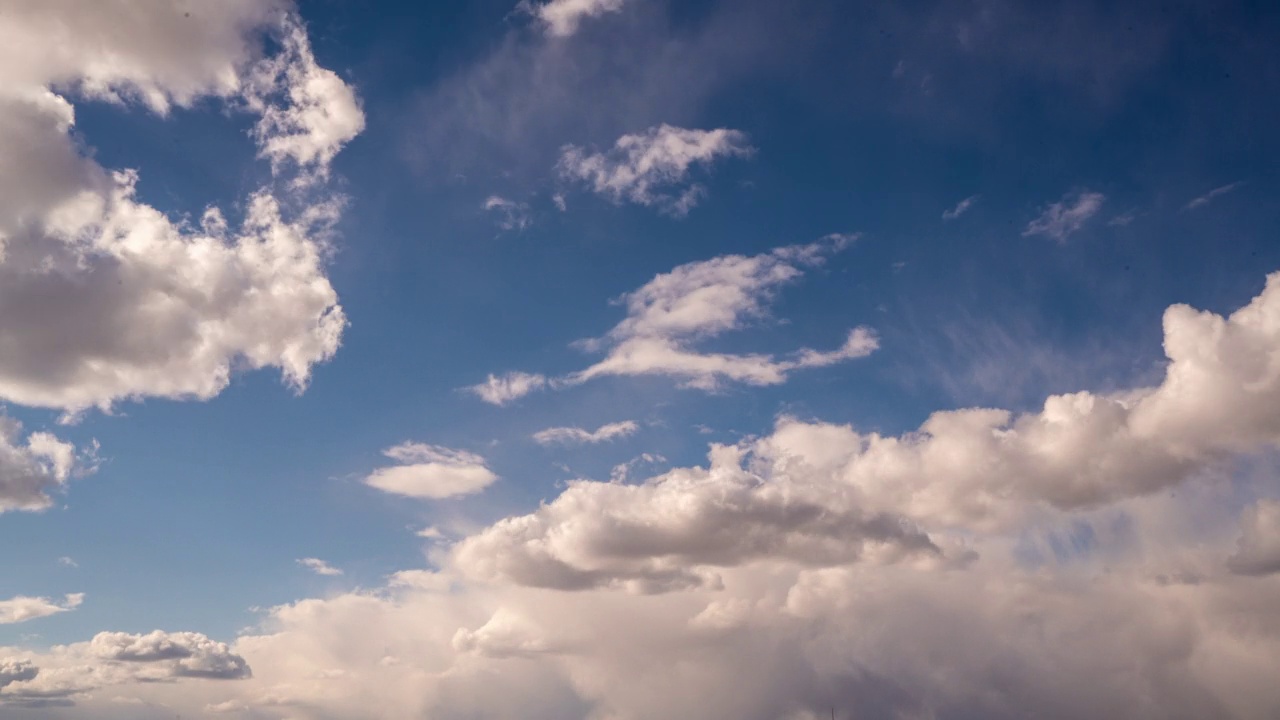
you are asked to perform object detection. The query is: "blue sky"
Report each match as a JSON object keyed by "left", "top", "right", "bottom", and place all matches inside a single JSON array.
[{"left": 1, "top": 1, "right": 1279, "bottom": 717}]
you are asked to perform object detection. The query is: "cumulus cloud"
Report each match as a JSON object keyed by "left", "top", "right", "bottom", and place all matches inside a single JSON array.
[
  {"left": 16, "top": 262, "right": 1280, "bottom": 713},
  {"left": 466, "top": 371, "right": 548, "bottom": 406},
  {"left": 0, "top": 630, "right": 250, "bottom": 708},
  {"left": 533, "top": 420, "right": 638, "bottom": 446},
  {"left": 482, "top": 195, "right": 533, "bottom": 232},
  {"left": 942, "top": 194, "right": 979, "bottom": 220},
  {"left": 454, "top": 442, "right": 943, "bottom": 592},
  {"left": 558, "top": 124, "right": 753, "bottom": 216},
  {"left": 1185, "top": 181, "right": 1244, "bottom": 211},
  {"left": 0, "top": 1, "right": 362, "bottom": 414},
  {"left": 296, "top": 558, "right": 343, "bottom": 577},
  {"left": 0, "top": 594, "right": 83, "bottom": 625},
  {"left": 364, "top": 443, "right": 498, "bottom": 500},
  {"left": 1022, "top": 190, "right": 1105, "bottom": 241},
  {"left": 522, "top": 0, "right": 628, "bottom": 37},
  {"left": 0, "top": 416, "right": 82, "bottom": 513}
]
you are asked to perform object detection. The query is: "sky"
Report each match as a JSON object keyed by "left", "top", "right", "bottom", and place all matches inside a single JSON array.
[{"left": 0, "top": 0, "right": 1279, "bottom": 717}]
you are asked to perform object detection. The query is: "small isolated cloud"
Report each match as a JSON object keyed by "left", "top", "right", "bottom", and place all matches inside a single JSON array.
[
  {"left": 0, "top": 416, "right": 83, "bottom": 513},
  {"left": 1108, "top": 208, "right": 1139, "bottom": 227},
  {"left": 365, "top": 443, "right": 498, "bottom": 500},
  {"left": 1185, "top": 181, "right": 1244, "bottom": 211},
  {"left": 296, "top": 558, "right": 343, "bottom": 576},
  {"left": 466, "top": 372, "right": 548, "bottom": 406},
  {"left": 1023, "top": 190, "right": 1105, "bottom": 242},
  {"left": 558, "top": 124, "right": 753, "bottom": 217},
  {"left": 470, "top": 236, "right": 877, "bottom": 399},
  {"left": 482, "top": 195, "right": 532, "bottom": 232},
  {"left": 56, "top": 557, "right": 77, "bottom": 568},
  {"left": 533, "top": 420, "right": 639, "bottom": 446},
  {"left": 942, "top": 194, "right": 979, "bottom": 220},
  {"left": 0, "top": 593, "right": 83, "bottom": 625},
  {"left": 520, "top": 0, "right": 627, "bottom": 37}
]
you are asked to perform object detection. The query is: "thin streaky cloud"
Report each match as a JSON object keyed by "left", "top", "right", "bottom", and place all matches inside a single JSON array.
[
  {"left": 533, "top": 420, "right": 639, "bottom": 446},
  {"left": 942, "top": 194, "right": 980, "bottom": 220},
  {"left": 1185, "top": 181, "right": 1244, "bottom": 210},
  {"left": 1022, "top": 190, "right": 1105, "bottom": 242},
  {"left": 296, "top": 558, "right": 343, "bottom": 576}
]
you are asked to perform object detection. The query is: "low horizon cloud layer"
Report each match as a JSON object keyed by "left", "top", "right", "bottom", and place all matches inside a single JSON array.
[{"left": 7, "top": 269, "right": 1280, "bottom": 717}]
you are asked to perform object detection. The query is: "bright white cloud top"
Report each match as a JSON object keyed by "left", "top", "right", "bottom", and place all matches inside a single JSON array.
[{"left": 0, "top": 2, "right": 361, "bottom": 413}]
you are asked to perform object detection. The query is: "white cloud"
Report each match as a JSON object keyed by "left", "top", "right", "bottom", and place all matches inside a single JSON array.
[
  {"left": 1186, "top": 181, "right": 1244, "bottom": 211},
  {"left": 522, "top": 0, "right": 627, "bottom": 37},
  {"left": 483, "top": 237, "right": 876, "bottom": 394},
  {"left": 533, "top": 420, "right": 638, "bottom": 446},
  {"left": 364, "top": 443, "right": 498, "bottom": 500},
  {"left": 0, "top": 2, "right": 362, "bottom": 414},
  {"left": 942, "top": 194, "right": 979, "bottom": 220},
  {"left": 558, "top": 124, "right": 753, "bottom": 216},
  {"left": 1023, "top": 190, "right": 1105, "bottom": 241},
  {"left": 468, "top": 237, "right": 876, "bottom": 401},
  {"left": 16, "top": 257, "right": 1280, "bottom": 715},
  {"left": 0, "top": 594, "right": 83, "bottom": 625},
  {"left": 482, "top": 195, "right": 533, "bottom": 232},
  {"left": 465, "top": 371, "right": 548, "bottom": 406},
  {"left": 0, "top": 416, "right": 83, "bottom": 513},
  {"left": 56, "top": 557, "right": 77, "bottom": 568},
  {"left": 1228, "top": 500, "right": 1280, "bottom": 576},
  {"left": 296, "top": 558, "right": 343, "bottom": 577}
]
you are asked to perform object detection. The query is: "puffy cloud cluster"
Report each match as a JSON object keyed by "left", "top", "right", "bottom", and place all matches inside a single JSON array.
[
  {"left": 1022, "top": 189, "right": 1105, "bottom": 241},
  {"left": 0, "top": 416, "right": 80, "bottom": 512},
  {"left": 558, "top": 124, "right": 753, "bottom": 216},
  {"left": 470, "top": 236, "right": 878, "bottom": 403},
  {"left": 0, "top": 0, "right": 362, "bottom": 414},
  {"left": 0, "top": 631, "right": 249, "bottom": 709},
  {"left": 13, "top": 267, "right": 1271, "bottom": 718},
  {"left": 364, "top": 442, "right": 499, "bottom": 500}
]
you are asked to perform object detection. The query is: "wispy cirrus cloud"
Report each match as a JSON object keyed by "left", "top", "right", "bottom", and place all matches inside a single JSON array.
[
  {"left": 558, "top": 124, "right": 753, "bottom": 217},
  {"left": 468, "top": 235, "right": 877, "bottom": 403},
  {"left": 0, "top": 593, "right": 83, "bottom": 625},
  {"left": 482, "top": 195, "right": 533, "bottom": 232},
  {"left": 466, "top": 372, "right": 548, "bottom": 406},
  {"left": 1023, "top": 190, "right": 1105, "bottom": 241},
  {"left": 1185, "top": 181, "right": 1244, "bottom": 211},
  {"left": 942, "top": 194, "right": 980, "bottom": 220},
  {"left": 533, "top": 420, "right": 638, "bottom": 446},
  {"left": 296, "top": 558, "right": 343, "bottom": 577}
]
